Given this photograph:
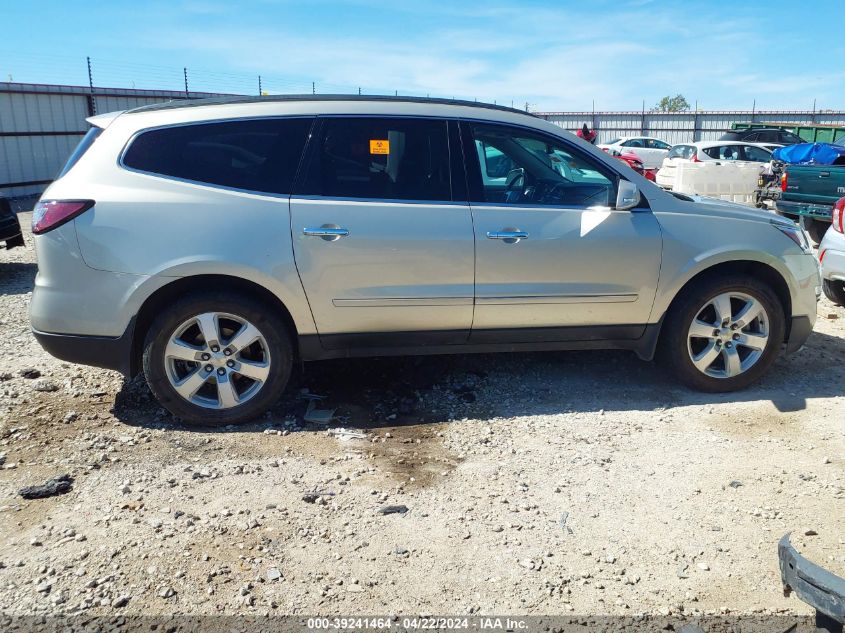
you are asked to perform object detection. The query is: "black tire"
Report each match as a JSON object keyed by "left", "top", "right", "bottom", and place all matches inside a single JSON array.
[
  {"left": 142, "top": 291, "right": 293, "bottom": 425},
  {"left": 804, "top": 218, "right": 828, "bottom": 244},
  {"left": 823, "top": 279, "right": 845, "bottom": 306},
  {"left": 659, "top": 275, "right": 786, "bottom": 392}
]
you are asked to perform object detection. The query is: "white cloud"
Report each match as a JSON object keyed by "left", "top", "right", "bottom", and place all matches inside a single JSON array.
[{"left": 136, "top": 1, "right": 836, "bottom": 110}]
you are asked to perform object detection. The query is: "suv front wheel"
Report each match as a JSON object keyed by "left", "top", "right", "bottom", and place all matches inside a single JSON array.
[
  {"left": 142, "top": 292, "right": 293, "bottom": 425},
  {"left": 660, "top": 276, "right": 786, "bottom": 392}
]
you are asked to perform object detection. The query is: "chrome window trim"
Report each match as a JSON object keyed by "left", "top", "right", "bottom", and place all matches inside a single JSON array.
[
  {"left": 467, "top": 201, "right": 632, "bottom": 212},
  {"left": 290, "top": 194, "right": 467, "bottom": 207}
]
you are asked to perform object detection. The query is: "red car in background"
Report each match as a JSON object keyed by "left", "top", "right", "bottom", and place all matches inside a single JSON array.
[{"left": 602, "top": 148, "right": 657, "bottom": 182}]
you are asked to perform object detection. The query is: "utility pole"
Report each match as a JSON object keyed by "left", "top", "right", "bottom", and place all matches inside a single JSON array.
[
  {"left": 258, "top": 75, "right": 262, "bottom": 95},
  {"left": 312, "top": 81, "right": 315, "bottom": 95},
  {"left": 183, "top": 67, "right": 189, "bottom": 98},
  {"left": 86, "top": 56, "right": 96, "bottom": 116}
]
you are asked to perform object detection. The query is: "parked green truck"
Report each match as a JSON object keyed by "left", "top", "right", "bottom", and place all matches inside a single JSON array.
[{"left": 777, "top": 164, "right": 845, "bottom": 242}]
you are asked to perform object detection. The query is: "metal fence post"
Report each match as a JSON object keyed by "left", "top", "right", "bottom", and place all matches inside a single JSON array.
[
  {"left": 641, "top": 100, "right": 646, "bottom": 135},
  {"left": 86, "top": 56, "right": 96, "bottom": 116}
]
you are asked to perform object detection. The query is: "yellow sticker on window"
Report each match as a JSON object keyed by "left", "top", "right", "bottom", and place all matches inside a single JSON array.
[{"left": 369, "top": 139, "right": 390, "bottom": 155}]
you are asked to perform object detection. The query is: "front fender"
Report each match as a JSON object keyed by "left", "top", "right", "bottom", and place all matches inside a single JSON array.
[{"left": 650, "top": 209, "right": 815, "bottom": 322}]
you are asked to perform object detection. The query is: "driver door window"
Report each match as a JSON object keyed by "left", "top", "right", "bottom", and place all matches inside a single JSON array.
[{"left": 468, "top": 124, "right": 616, "bottom": 208}]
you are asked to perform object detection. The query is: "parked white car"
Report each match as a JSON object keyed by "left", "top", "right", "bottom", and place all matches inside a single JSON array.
[
  {"left": 597, "top": 137, "right": 671, "bottom": 169},
  {"left": 656, "top": 141, "right": 773, "bottom": 190},
  {"left": 819, "top": 197, "right": 845, "bottom": 305}
]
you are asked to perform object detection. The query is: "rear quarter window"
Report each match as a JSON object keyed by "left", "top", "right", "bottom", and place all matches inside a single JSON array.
[
  {"left": 57, "top": 127, "right": 102, "bottom": 179},
  {"left": 122, "top": 118, "right": 313, "bottom": 194}
]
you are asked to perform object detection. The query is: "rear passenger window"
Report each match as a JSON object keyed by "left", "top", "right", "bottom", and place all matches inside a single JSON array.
[
  {"left": 703, "top": 145, "right": 741, "bottom": 160},
  {"left": 667, "top": 145, "right": 693, "bottom": 159},
  {"left": 742, "top": 145, "right": 772, "bottom": 162},
  {"left": 122, "top": 118, "right": 313, "bottom": 194},
  {"left": 300, "top": 118, "right": 451, "bottom": 201}
]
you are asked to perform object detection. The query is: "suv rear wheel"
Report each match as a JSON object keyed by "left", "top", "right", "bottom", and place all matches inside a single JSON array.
[
  {"left": 660, "top": 276, "right": 786, "bottom": 392},
  {"left": 142, "top": 292, "right": 292, "bottom": 425}
]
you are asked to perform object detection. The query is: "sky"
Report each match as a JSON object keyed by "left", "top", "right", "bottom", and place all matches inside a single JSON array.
[{"left": 2, "top": 0, "right": 844, "bottom": 112}]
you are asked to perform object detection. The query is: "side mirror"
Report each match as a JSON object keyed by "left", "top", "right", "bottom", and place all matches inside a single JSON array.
[{"left": 616, "top": 180, "right": 640, "bottom": 210}]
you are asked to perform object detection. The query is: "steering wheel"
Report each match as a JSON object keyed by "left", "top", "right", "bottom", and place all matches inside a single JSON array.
[{"left": 505, "top": 168, "right": 526, "bottom": 193}]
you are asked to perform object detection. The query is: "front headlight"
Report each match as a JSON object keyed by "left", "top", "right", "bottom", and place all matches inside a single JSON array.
[{"left": 771, "top": 219, "right": 811, "bottom": 254}]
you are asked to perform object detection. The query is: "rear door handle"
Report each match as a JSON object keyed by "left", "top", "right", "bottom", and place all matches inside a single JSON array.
[
  {"left": 487, "top": 229, "right": 529, "bottom": 244},
  {"left": 303, "top": 225, "right": 349, "bottom": 241}
]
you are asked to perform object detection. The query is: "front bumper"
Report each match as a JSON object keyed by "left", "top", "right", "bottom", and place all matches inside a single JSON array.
[
  {"left": 779, "top": 533, "right": 845, "bottom": 629},
  {"left": 32, "top": 317, "right": 137, "bottom": 377},
  {"left": 786, "top": 315, "right": 815, "bottom": 353}
]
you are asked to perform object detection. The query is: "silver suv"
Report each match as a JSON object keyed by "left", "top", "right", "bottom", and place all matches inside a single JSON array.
[{"left": 30, "top": 96, "right": 820, "bottom": 424}]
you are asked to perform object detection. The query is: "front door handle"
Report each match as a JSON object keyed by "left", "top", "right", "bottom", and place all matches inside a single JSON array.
[
  {"left": 303, "top": 225, "right": 349, "bottom": 241},
  {"left": 487, "top": 229, "right": 529, "bottom": 244}
]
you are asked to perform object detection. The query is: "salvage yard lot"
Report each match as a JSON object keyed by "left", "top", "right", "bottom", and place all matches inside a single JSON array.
[{"left": 0, "top": 212, "right": 843, "bottom": 616}]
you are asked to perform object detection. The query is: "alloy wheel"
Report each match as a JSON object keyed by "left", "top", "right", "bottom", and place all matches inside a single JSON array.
[
  {"left": 164, "top": 312, "right": 271, "bottom": 410},
  {"left": 686, "top": 292, "right": 770, "bottom": 379}
]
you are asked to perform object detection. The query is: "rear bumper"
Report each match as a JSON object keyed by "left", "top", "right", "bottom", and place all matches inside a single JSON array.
[
  {"left": 819, "top": 229, "right": 845, "bottom": 282},
  {"left": 779, "top": 533, "right": 845, "bottom": 626},
  {"left": 776, "top": 199, "right": 833, "bottom": 221},
  {"left": 0, "top": 214, "right": 23, "bottom": 247},
  {"left": 32, "top": 317, "right": 137, "bottom": 377}
]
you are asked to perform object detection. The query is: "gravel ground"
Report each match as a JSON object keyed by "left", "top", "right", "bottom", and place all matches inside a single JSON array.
[{"left": 1, "top": 212, "right": 843, "bottom": 619}]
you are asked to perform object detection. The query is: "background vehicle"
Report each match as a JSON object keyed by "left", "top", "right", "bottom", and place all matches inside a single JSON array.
[
  {"left": 721, "top": 127, "right": 805, "bottom": 146},
  {"left": 819, "top": 197, "right": 845, "bottom": 305},
  {"left": 777, "top": 164, "right": 845, "bottom": 242},
  {"left": 597, "top": 136, "right": 671, "bottom": 168},
  {"left": 614, "top": 150, "right": 656, "bottom": 181},
  {"left": 0, "top": 196, "right": 24, "bottom": 249},
  {"left": 730, "top": 121, "right": 845, "bottom": 146},
  {"left": 656, "top": 141, "right": 772, "bottom": 190},
  {"left": 779, "top": 533, "right": 845, "bottom": 633},
  {"left": 29, "top": 96, "right": 820, "bottom": 424}
]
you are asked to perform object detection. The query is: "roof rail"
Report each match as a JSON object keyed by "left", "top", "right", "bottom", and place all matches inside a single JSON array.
[{"left": 126, "top": 93, "right": 537, "bottom": 118}]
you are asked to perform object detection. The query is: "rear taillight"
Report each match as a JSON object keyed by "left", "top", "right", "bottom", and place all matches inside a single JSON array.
[
  {"left": 32, "top": 200, "right": 94, "bottom": 235},
  {"left": 781, "top": 171, "right": 788, "bottom": 192},
  {"left": 833, "top": 197, "right": 845, "bottom": 234},
  {"left": 689, "top": 151, "right": 701, "bottom": 163}
]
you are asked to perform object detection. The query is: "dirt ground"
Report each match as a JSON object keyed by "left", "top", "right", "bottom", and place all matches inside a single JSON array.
[{"left": 0, "top": 211, "right": 843, "bottom": 619}]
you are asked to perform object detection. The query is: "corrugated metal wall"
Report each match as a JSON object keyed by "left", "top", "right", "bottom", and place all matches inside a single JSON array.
[
  {"left": 538, "top": 110, "right": 845, "bottom": 145},
  {"left": 0, "top": 82, "right": 229, "bottom": 198}
]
